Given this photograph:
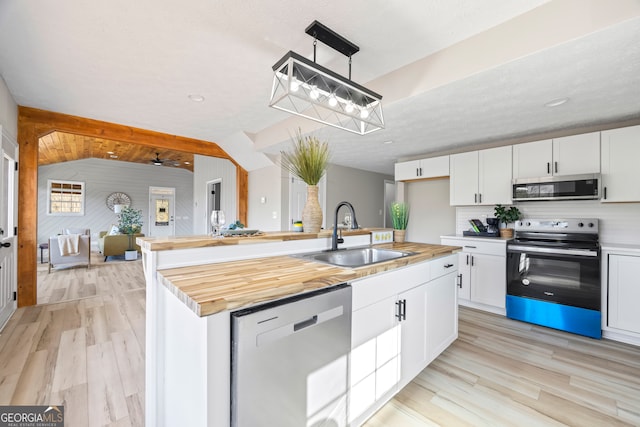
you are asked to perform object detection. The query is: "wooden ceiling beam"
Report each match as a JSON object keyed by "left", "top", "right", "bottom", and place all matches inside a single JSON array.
[{"left": 17, "top": 106, "right": 249, "bottom": 308}]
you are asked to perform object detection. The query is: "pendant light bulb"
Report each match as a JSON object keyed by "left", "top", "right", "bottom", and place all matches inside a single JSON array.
[
  {"left": 345, "top": 101, "right": 354, "bottom": 113},
  {"left": 290, "top": 77, "right": 300, "bottom": 92},
  {"left": 310, "top": 86, "right": 320, "bottom": 100},
  {"left": 360, "top": 108, "right": 370, "bottom": 119},
  {"left": 328, "top": 94, "right": 338, "bottom": 107}
]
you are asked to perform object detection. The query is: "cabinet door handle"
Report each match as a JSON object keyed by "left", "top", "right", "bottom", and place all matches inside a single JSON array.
[
  {"left": 457, "top": 274, "right": 462, "bottom": 288},
  {"left": 554, "top": 161, "right": 558, "bottom": 174},
  {"left": 479, "top": 193, "right": 482, "bottom": 203},
  {"left": 604, "top": 187, "right": 607, "bottom": 200},
  {"left": 444, "top": 263, "right": 454, "bottom": 268},
  {"left": 419, "top": 167, "right": 423, "bottom": 176},
  {"left": 401, "top": 299, "right": 407, "bottom": 321},
  {"left": 471, "top": 256, "right": 475, "bottom": 267},
  {"left": 464, "top": 245, "right": 477, "bottom": 249},
  {"left": 466, "top": 254, "right": 469, "bottom": 265},
  {"left": 474, "top": 193, "right": 478, "bottom": 203},
  {"left": 547, "top": 162, "right": 550, "bottom": 174},
  {"left": 395, "top": 300, "right": 403, "bottom": 321},
  {"left": 416, "top": 168, "right": 419, "bottom": 177}
]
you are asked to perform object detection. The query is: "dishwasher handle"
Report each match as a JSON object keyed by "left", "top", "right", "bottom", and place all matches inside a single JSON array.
[{"left": 294, "top": 315, "right": 318, "bottom": 332}]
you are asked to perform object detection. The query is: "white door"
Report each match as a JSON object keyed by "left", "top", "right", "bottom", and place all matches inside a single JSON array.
[
  {"left": 149, "top": 187, "right": 175, "bottom": 237},
  {"left": 0, "top": 126, "right": 18, "bottom": 330},
  {"left": 383, "top": 180, "right": 395, "bottom": 229}
]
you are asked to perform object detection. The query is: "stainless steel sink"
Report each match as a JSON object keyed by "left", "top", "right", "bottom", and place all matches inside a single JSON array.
[{"left": 293, "top": 247, "right": 416, "bottom": 268}]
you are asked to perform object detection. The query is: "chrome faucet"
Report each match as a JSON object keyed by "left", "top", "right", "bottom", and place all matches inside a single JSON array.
[{"left": 331, "top": 201, "right": 359, "bottom": 251}]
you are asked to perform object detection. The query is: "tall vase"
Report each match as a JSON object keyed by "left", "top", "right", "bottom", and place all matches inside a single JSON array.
[{"left": 302, "top": 185, "right": 323, "bottom": 233}]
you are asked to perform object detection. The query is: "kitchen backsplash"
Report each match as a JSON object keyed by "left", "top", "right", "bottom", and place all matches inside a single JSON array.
[{"left": 456, "top": 201, "right": 640, "bottom": 245}]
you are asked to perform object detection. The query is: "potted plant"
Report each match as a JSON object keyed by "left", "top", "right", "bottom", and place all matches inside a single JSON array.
[
  {"left": 118, "top": 206, "right": 143, "bottom": 260},
  {"left": 280, "top": 128, "right": 330, "bottom": 233},
  {"left": 390, "top": 201, "right": 409, "bottom": 243},
  {"left": 494, "top": 204, "right": 521, "bottom": 238}
]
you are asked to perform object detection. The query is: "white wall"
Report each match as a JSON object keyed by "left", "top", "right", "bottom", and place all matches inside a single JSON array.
[
  {"left": 406, "top": 179, "right": 456, "bottom": 244},
  {"left": 325, "top": 164, "right": 393, "bottom": 228},
  {"left": 38, "top": 158, "right": 193, "bottom": 245},
  {"left": 248, "top": 164, "right": 281, "bottom": 231},
  {"left": 193, "top": 155, "right": 236, "bottom": 234},
  {"left": 0, "top": 74, "right": 18, "bottom": 139}
]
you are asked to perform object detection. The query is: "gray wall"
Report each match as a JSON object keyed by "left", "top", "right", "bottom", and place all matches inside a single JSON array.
[
  {"left": 406, "top": 179, "right": 456, "bottom": 243},
  {"left": 248, "top": 164, "right": 281, "bottom": 231},
  {"left": 325, "top": 164, "right": 393, "bottom": 229},
  {"left": 0, "top": 74, "right": 17, "bottom": 140},
  {"left": 38, "top": 158, "right": 193, "bottom": 246},
  {"left": 193, "top": 155, "right": 237, "bottom": 234}
]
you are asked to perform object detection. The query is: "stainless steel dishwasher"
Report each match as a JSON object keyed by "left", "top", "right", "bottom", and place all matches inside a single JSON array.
[{"left": 231, "top": 283, "right": 352, "bottom": 427}]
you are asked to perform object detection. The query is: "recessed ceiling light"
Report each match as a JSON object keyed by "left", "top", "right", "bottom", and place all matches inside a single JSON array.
[
  {"left": 544, "top": 98, "right": 569, "bottom": 107},
  {"left": 188, "top": 94, "right": 205, "bottom": 102},
  {"left": 106, "top": 151, "right": 114, "bottom": 154},
  {"left": 184, "top": 161, "right": 191, "bottom": 165},
  {"left": 110, "top": 154, "right": 118, "bottom": 159},
  {"left": 383, "top": 140, "right": 393, "bottom": 144}
]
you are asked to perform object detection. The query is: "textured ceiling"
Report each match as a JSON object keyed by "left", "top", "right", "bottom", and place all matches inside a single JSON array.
[{"left": 1, "top": 1, "right": 639, "bottom": 175}]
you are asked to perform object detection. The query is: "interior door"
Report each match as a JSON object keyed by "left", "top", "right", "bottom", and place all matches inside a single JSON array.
[
  {"left": 149, "top": 186, "right": 175, "bottom": 237},
  {"left": 0, "top": 125, "right": 18, "bottom": 329}
]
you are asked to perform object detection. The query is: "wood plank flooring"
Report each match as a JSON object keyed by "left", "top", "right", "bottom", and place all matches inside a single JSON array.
[{"left": 1, "top": 255, "right": 639, "bottom": 426}]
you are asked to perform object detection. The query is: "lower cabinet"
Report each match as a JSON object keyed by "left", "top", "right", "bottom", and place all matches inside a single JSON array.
[
  {"left": 441, "top": 236, "right": 507, "bottom": 315},
  {"left": 607, "top": 253, "right": 640, "bottom": 335},
  {"left": 349, "top": 255, "right": 458, "bottom": 426}
]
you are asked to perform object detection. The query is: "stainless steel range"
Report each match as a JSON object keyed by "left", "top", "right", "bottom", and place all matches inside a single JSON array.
[{"left": 506, "top": 218, "right": 601, "bottom": 339}]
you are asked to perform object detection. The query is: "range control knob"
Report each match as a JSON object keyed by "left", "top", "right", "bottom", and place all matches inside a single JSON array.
[
  {"left": 578, "top": 222, "right": 584, "bottom": 227},
  {"left": 526, "top": 221, "right": 531, "bottom": 226},
  {"left": 588, "top": 222, "right": 595, "bottom": 228}
]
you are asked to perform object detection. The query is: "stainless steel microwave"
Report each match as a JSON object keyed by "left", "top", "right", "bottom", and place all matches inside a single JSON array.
[{"left": 512, "top": 174, "right": 601, "bottom": 201}]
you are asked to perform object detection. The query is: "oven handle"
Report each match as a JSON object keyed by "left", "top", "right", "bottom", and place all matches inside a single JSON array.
[{"left": 507, "top": 245, "right": 599, "bottom": 257}]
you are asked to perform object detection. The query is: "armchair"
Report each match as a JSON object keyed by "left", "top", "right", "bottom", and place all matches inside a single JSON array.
[{"left": 49, "top": 234, "right": 91, "bottom": 273}]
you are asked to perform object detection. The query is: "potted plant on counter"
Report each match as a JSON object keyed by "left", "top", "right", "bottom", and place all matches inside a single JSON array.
[
  {"left": 280, "top": 128, "right": 331, "bottom": 233},
  {"left": 390, "top": 201, "right": 409, "bottom": 243},
  {"left": 118, "top": 206, "right": 143, "bottom": 260},
  {"left": 494, "top": 204, "right": 521, "bottom": 238}
]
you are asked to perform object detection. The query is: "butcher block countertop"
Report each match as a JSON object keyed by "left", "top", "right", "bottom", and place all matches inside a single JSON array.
[
  {"left": 157, "top": 242, "right": 460, "bottom": 317},
  {"left": 137, "top": 229, "right": 374, "bottom": 251}
]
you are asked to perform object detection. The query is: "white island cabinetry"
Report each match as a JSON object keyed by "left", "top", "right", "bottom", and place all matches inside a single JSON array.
[{"left": 349, "top": 254, "right": 458, "bottom": 426}]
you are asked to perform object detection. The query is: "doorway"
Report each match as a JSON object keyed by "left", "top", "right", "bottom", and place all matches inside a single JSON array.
[
  {"left": 206, "top": 180, "right": 222, "bottom": 234},
  {"left": 383, "top": 180, "right": 396, "bottom": 229},
  {"left": 0, "top": 126, "right": 18, "bottom": 329},
  {"left": 149, "top": 187, "right": 176, "bottom": 237},
  {"left": 288, "top": 176, "right": 326, "bottom": 230}
]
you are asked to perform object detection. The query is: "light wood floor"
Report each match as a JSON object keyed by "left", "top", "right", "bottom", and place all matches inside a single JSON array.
[{"left": 2, "top": 258, "right": 639, "bottom": 426}]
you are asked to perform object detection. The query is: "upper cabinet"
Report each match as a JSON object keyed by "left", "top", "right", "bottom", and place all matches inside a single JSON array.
[
  {"left": 512, "top": 132, "right": 600, "bottom": 179},
  {"left": 601, "top": 125, "right": 640, "bottom": 202},
  {"left": 394, "top": 155, "right": 449, "bottom": 181},
  {"left": 450, "top": 146, "right": 512, "bottom": 206}
]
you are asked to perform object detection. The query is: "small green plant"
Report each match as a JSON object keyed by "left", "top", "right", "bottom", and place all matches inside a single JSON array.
[
  {"left": 390, "top": 202, "right": 409, "bottom": 230},
  {"left": 280, "top": 128, "right": 331, "bottom": 186},
  {"left": 118, "top": 206, "right": 143, "bottom": 250},
  {"left": 494, "top": 204, "right": 521, "bottom": 226}
]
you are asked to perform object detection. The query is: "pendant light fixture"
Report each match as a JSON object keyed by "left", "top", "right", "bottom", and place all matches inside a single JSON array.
[{"left": 269, "top": 21, "right": 384, "bottom": 135}]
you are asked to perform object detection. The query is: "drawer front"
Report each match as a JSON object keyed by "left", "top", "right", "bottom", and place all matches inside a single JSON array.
[
  {"left": 430, "top": 254, "right": 458, "bottom": 280},
  {"left": 441, "top": 238, "right": 506, "bottom": 257},
  {"left": 351, "top": 262, "right": 430, "bottom": 311}
]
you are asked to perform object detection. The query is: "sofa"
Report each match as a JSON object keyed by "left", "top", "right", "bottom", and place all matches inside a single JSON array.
[{"left": 98, "top": 231, "right": 144, "bottom": 261}]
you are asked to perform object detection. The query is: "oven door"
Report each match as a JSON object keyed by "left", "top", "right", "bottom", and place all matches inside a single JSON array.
[{"left": 506, "top": 245, "right": 600, "bottom": 310}]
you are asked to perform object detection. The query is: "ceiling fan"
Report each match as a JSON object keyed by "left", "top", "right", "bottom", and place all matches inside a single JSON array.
[{"left": 150, "top": 152, "right": 180, "bottom": 167}]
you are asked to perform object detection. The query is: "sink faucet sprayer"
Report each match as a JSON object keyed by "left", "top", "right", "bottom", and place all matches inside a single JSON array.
[{"left": 331, "top": 201, "right": 359, "bottom": 251}]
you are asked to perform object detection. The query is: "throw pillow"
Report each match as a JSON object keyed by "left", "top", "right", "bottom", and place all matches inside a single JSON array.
[{"left": 108, "top": 224, "right": 120, "bottom": 235}]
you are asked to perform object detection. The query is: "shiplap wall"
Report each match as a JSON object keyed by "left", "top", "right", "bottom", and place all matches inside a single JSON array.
[
  {"left": 193, "top": 155, "right": 237, "bottom": 234},
  {"left": 456, "top": 201, "right": 640, "bottom": 244},
  {"left": 38, "top": 158, "right": 193, "bottom": 248}
]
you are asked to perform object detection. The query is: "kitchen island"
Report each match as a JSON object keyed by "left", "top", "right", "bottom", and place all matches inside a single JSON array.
[{"left": 139, "top": 231, "right": 460, "bottom": 426}]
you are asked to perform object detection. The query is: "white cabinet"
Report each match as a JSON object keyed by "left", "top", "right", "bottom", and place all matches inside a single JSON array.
[
  {"left": 449, "top": 146, "right": 512, "bottom": 206},
  {"left": 607, "top": 254, "right": 640, "bottom": 335},
  {"left": 395, "top": 155, "right": 449, "bottom": 181},
  {"left": 441, "top": 237, "right": 507, "bottom": 314},
  {"left": 349, "top": 255, "right": 458, "bottom": 426},
  {"left": 513, "top": 132, "right": 600, "bottom": 179},
  {"left": 601, "top": 125, "right": 640, "bottom": 202}
]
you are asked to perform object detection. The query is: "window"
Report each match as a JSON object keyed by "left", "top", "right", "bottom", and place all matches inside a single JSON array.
[{"left": 47, "top": 180, "right": 85, "bottom": 216}]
